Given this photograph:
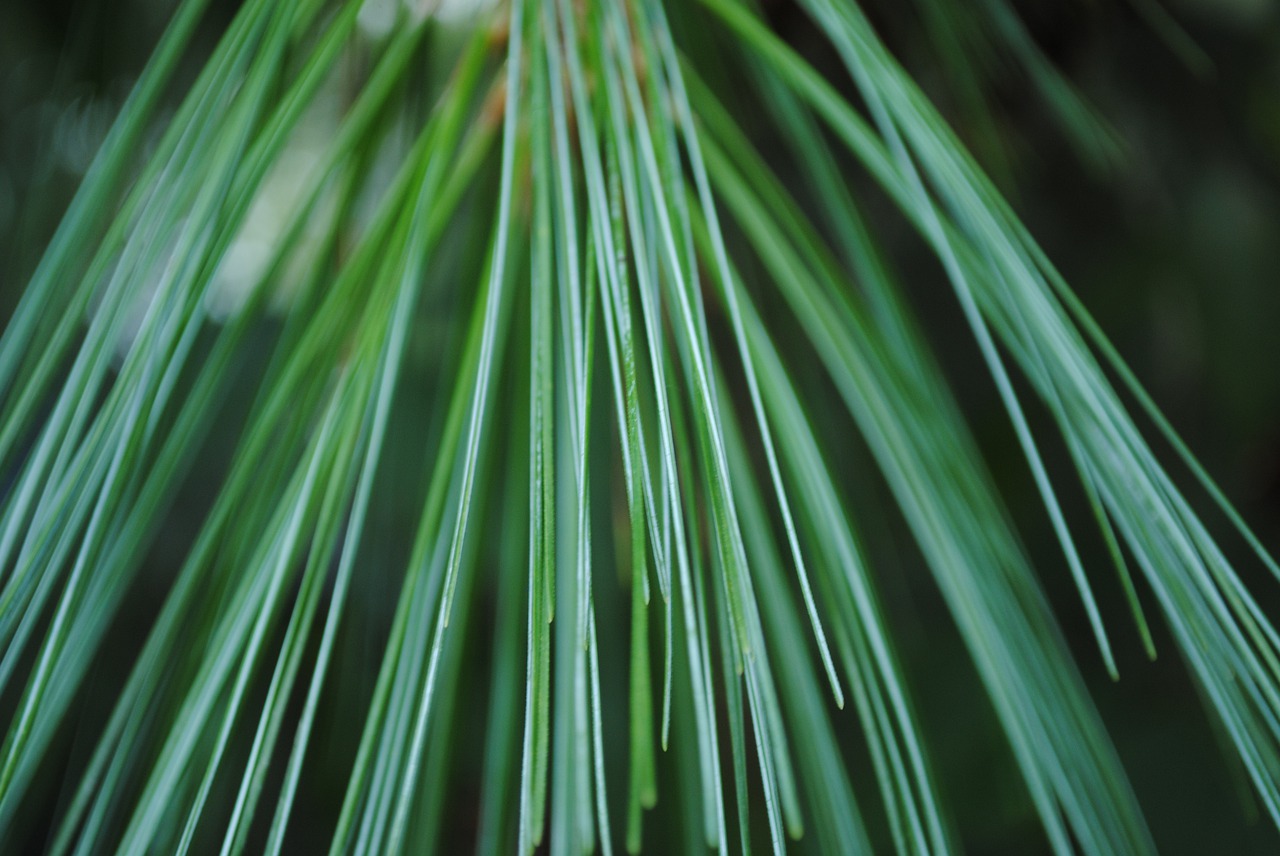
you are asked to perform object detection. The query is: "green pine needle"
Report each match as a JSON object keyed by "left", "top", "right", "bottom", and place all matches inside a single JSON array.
[{"left": 1, "top": 0, "right": 1274, "bottom": 853}]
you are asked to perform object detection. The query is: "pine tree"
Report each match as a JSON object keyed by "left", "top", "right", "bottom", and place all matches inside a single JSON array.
[{"left": 1, "top": 0, "right": 1276, "bottom": 852}]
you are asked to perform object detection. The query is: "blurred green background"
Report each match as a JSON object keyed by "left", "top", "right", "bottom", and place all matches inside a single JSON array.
[{"left": 3, "top": 0, "right": 1280, "bottom": 852}]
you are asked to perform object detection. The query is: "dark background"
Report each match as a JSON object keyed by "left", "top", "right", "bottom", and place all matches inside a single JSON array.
[{"left": 3, "top": 0, "right": 1280, "bottom": 852}]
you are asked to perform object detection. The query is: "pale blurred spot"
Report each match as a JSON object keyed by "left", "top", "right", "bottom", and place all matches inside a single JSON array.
[
  {"left": 52, "top": 95, "right": 116, "bottom": 175},
  {"left": 358, "top": 0, "right": 399, "bottom": 38},
  {"left": 207, "top": 78, "right": 344, "bottom": 321},
  {"left": 361, "top": 0, "right": 498, "bottom": 37},
  {"left": 427, "top": 0, "right": 499, "bottom": 24}
]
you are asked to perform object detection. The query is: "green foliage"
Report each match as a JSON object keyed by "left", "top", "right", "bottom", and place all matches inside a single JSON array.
[{"left": 0, "top": 0, "right": 1276, "bottom": 852}]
